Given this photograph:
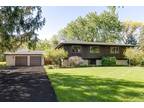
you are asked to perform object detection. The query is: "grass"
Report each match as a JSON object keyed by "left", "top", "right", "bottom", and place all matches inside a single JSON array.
[
  {"left": 45, "top": 66, "right": 144, "bottom": 102},
  {"left": 0, "top": 62, "right": 6, "bottom": 69}
]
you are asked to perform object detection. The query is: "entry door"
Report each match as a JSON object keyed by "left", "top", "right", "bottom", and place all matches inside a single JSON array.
[
  {"left": 15, "top": 56, "right": 27, "bottom": 66},
  {"left": 30, "top": 56, "right": 41, "bottom": 66}
]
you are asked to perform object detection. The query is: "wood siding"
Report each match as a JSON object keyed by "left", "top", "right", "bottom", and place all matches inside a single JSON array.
[{"left": 63, "top": 44, "right": 131, "bottom": 59}]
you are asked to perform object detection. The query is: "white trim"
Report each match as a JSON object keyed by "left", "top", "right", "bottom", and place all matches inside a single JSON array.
[
  {"left": 116, "top": 60, "right": 128, "bottom": 65},
  {"left": 27, "top": 56, "right": 30, "bottom": 66},
  {"left": 96, "top": 60, "right": 102, "bottom": 66},
  {"left": 6, "top": 55, "right": 15, "bottom": 66},
  {"left": 41, "top": 56, "right": 44, "bottom": 65}
]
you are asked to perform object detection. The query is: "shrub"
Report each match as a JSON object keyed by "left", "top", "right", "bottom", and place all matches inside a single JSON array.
[
  {"left": 0, "top": 53, "right": 5, "bottom": 62},
  {"left": 44, "top": 48, "right": 68, "bottom": 67},
  {"left": 44, "top": 58, "right": 52, "bottom": 65},
  {"left": 101, "top": 56, "right": 116, "bottom": 66},
  {"left": 47, "top": 65, "right": 55, "bottom": 69},
  {"left": 68, "top": 56, "right": 84, "bottom": 67},
  {"left": 0, "top": 62, "right": 6, "bottom": 69},
  {"left": 124, "top": 48, "right": 144, "bottom": 66},
  {"left": 141, "top": 59, "right": 144, "bottom": 66}
]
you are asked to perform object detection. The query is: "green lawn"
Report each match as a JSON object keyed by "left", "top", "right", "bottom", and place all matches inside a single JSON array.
[{"left": 45, "top": 67, "right": 144, "bottom": 102}]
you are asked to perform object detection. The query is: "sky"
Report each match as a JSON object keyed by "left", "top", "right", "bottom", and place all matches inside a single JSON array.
[{"left": 38, "top": 6, "right": 144, "bottom": 40}]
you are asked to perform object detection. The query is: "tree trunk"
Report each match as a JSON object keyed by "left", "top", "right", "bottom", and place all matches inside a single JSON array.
[
  {"left": 59, "top": 59, "right": 62, "bottom": 67},
  {"left": 129, "top": 59, "right": 131, "bottom": 67}
]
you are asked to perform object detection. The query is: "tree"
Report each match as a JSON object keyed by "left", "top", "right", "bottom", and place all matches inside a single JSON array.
[
  {"left": 97, "top": 8, "right": 122, "bottom": 42},
  {"left": 56, "top": 7, "right": 122, "bottom": 43},
  {"left": 139, "top": 26, "right": 144, "bottom": 50},
  {"left": 0, "top": 6, "right": 45, "bottom": 52},
  {"left": 51, "top": 35, "right": 59, "bottom": 48},
  {"left": 121, "top": 21, "right": 143, "bottom": 45},
  {"left": 126, "top": 35, "right": 137, "bottom": 45},
  {"left": 35, "top": 39, "right": 51, "bottom": 51},
  {"left": 44, "top": 48, "right": 68, "bottom": 67},
  {"left": 61, "top": 16, "right": 88, "bottom": 41},
  {"left": 0, "top": 53, "right": 4, "bottom": 61},
  {"left": 124, "top": 48, "right": 144, "bottom": 66}
]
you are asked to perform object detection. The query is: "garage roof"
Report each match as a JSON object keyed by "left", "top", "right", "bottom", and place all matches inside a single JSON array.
[{"left": 5, "top": 49, "right": 44, "bottom": 55}]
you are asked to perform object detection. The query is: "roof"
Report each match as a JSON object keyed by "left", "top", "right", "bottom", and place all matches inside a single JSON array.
[
  {"left": 56, "top": 41, "right": 136, "bottom": 49},
  {"left": 5, "top": 49, "right": 44, "bottom": 55}
]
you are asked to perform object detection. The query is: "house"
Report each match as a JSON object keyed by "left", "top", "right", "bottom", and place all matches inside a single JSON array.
[
  {"left": 56, "top": 41, "right": 135, "bottom": 66},
  {"left": 5, "top": 49, "right": 44, "bottom": 66}
]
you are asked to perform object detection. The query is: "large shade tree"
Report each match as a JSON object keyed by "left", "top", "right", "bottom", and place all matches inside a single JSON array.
[
  {"left": 55, "top": 6, "right": 122, "bottom": 43},
  {"left": 0, "top": 6, "right": 45, "bottom": 52},
  {"left": 120, "top": 21, "right": 143, "bottom": 45},
  {"left": 53, "top": 7, "right": 144, "bottom": 46}
]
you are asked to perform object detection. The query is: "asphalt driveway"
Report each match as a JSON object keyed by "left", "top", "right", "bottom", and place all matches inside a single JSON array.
[{"left": 0, "top": 66, "right": 57, "bottom": 102}]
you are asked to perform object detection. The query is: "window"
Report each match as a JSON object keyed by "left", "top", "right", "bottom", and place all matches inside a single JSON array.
[
  {"left": 72, "top": 45, "right": 81, "bottom": 53},
  {"left": 110, "top": 47, "right": 119, "bottom": 54},
  {"left": 89, "top": 59, "right": 96, "bottom": 65},
  {"left": 90, "top": 46, "right": 100, "bottom": 54}
]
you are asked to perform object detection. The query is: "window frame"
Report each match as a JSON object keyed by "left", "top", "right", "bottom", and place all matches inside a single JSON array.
[
  {"left": 90, "top": 46, "right": 100, "bottom": 54},
  {"left": 110, "top": 47, "right": 119, "bottom": 54},
  {"left": 71, "top": 45, "right": 81, "bottom": 53}
]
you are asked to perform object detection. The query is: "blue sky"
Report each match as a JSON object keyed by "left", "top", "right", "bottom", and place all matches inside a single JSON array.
[{"left": 38, "top": 6, "right": 144, "bottom": 40}]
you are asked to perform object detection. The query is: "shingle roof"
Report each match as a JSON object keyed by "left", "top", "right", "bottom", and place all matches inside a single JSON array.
[{"left": 56, "top": 41, "right": 136, "bottom": 49}]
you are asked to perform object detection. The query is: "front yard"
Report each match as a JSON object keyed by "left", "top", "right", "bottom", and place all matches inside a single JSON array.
[{"left": 45, "top": 67, "right": 144, "bottom": 102}]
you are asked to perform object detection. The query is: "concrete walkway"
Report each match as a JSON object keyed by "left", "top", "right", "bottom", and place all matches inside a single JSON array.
[{"left": 0, "top": 66, "right": 57, "bottom": 102}]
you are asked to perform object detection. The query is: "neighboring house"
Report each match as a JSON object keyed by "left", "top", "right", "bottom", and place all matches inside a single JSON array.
[
  {"left": 56, "top": 41, "right": 135, "bottom": 66},
  {"left": 5, "top": 49, "right": 44, "bottom": 66}
]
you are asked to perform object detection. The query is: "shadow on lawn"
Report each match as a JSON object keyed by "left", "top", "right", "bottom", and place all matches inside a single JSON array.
[
  {"left": 49, "top": 73, "right": 144, "bottom": 102},
  {"left": 0, "top": 67, "right": 57, "bottom": 102}
]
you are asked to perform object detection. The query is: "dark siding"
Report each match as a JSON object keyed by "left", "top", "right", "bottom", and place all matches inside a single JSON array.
[{"left": 62, "top": 44, "right": 131, "bottom": 59}]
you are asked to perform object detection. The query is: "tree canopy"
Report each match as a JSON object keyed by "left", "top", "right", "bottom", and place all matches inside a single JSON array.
[
  {"left": 53, "top": 7, "right": 144, "bottom": 47},
  {"left": 0, "top": 6, "right": 45, "bottom": 52},
  {"left": 121, "top": 20, "right": 144, "bottom": 45},
  {"left": 35, "top": 39, "right": 51, "bottom": 51},
  {"left": 55, "top": 6, "right": 122, "bottom": 43}
]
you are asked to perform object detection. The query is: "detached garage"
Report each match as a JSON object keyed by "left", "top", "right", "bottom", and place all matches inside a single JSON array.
[{"left": 5, "top": 50, "right": 44, "bottom": 66}]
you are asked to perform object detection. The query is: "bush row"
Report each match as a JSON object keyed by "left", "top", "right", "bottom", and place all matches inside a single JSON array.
[{"left": 47, "top": 56, "right": 118, "bottom": 69}]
